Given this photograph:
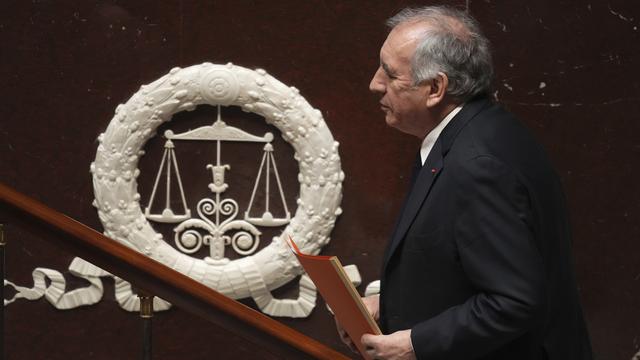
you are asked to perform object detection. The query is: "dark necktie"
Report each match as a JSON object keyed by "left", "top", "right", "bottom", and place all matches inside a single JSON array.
[
  {"left": 384, "top": 152, "right": 423, "bottom": 252},
  {"left": 409, "top": 152, "right": 423, "bottom": 187}
]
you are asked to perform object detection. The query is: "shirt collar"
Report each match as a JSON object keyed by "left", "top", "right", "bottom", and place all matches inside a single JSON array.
[{"left": 420, "top": 104, "right": 464, "bottom": 165}]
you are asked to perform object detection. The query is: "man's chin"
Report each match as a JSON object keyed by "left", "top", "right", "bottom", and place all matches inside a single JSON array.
[
  {"left": 384, "top": 117, "right": 418, "bottom": 137},
  {"left": 385, "top": 117, "right": 407, "bottom": 134},
  {"left": 384, "top": 114, "right": 398, "bottom": 127}
]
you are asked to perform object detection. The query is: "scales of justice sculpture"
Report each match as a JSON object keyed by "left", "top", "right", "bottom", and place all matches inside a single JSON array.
[{"left": 144, "top": 105, "right": 291, "bottom": 264}]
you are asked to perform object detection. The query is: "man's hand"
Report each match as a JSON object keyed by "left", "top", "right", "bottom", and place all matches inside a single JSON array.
[
  {"left": 362, "top": 294, "right": 380, "bottom": 321},
  {"left": 335, "top": 294, "right": 380, "bottom": 353},
  {"left": 361, "top": 329, "right": 416, "bottom": 360}
]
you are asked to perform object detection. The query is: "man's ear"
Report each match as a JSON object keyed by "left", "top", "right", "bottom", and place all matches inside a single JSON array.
[{"left": 425, "top": 72, "right": 449, "bottom": 108}]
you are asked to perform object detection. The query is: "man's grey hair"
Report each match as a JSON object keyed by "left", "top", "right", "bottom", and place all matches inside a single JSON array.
[{"left": 387, "top": 5, "right": 494, "bottom": 101}]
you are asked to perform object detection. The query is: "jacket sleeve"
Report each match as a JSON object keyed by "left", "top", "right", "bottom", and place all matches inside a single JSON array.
[{"left": 410, "top": 155, "right": 546, "bottom": 359}]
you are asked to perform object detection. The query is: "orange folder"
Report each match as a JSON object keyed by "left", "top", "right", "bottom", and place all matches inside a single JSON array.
[{"left": 287, "top": 236, "right": 381, "bottom": 359}]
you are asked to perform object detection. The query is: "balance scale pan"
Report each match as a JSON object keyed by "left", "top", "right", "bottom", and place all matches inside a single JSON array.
[
  {"left": 245, "top": 212, "right": 290, "bottom": 227},
  {"left": 145, "top": 208, "right": 192, "bottom": 224}
]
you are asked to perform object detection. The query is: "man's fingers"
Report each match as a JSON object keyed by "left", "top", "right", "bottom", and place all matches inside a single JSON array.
[
  {"left": 341, "top": 330, "right": 359, "bottom": 353},
  {"left": 336, "top": 322, "right": 349, "bottom": 342},
  {"left": 363, "top": 341, "right": 378, "bottom": 359},
  {"left": 348, "top": 341, "right": 359, "bottom": 354},
  {"left": 361, "top": 295, "right": 380, "bottom": 321},
  {"left": 361, "top": 333, "right": 376, "bottom": 349},
  {"left": 362, "top": 334, "right": 382, "bottom": 359},
  {"left": 335, "top": 321, "right": 359, "bottom": 353}
]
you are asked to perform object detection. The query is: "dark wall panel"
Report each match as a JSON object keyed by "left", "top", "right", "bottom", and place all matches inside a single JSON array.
[{"left": 1, "top": 1, "right": 638, "bottom": 359}]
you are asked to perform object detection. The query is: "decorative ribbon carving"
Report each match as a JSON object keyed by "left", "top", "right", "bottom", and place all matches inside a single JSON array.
[{"left": 4, "top": 257, "right": 170, "bottom": 312}]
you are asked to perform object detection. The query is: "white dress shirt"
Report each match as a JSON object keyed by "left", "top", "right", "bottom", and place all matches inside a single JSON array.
[{"left": 419, "top": 105, "right": 463, "bottom": 165}]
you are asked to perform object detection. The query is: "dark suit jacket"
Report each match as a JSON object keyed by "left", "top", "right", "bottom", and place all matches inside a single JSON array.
[{"left": 379, "top": 97, "right": 592, "bottom": 360}]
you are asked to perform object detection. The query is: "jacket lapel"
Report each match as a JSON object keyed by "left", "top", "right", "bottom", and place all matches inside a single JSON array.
[
  {"left": 382, "top": 140, "right": 443, "bottom": 269},
  {"left": 382, "top": 96, "right": 493, "bottom": 271}
]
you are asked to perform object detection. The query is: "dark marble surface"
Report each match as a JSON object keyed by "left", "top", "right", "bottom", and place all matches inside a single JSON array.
[{"left": 1, "top": 0, "right": 638, "bottom": 359}]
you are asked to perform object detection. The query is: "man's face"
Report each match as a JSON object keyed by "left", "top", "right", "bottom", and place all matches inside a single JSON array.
[{"left": 369, "top": 24, "right": 432, "bottom": 138}]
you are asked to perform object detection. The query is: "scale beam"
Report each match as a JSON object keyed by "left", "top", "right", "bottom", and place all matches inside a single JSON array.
[{"left": 165, "top": 106, "right": 273, "bottom": 143}]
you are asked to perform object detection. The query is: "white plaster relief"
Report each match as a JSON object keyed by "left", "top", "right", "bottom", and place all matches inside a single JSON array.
[
  {"left": 142, "top": 105, "right": 293, "bottom": 264},
  {"left": 4, "top": 257, "right": 170, "bottom": 312},
  {"left": 89, "top": 63, "right": 345, "bottom": 317},
  {"left": 364, "top": 280, "right": 381, "bottom": 297}
]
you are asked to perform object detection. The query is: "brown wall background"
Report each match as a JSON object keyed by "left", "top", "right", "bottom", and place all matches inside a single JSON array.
[{"left": 1, "top": 0, "right": 639, "bottom": 359}]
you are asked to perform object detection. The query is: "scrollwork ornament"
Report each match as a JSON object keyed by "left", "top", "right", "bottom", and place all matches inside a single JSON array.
[
  {"left": 176, "top": 229, "right": 203, "bottom": 254},
  {"left": 198, "top": 198, "right": 217, "bottom": 219},
  {"left": 91, "top": 63, "right": 344, "bottom": 318},
  {"left": 232, "top": 231, "right": 259, "bottom": 256},
  {"left": 218, "top": 198, "right": 237, "bottom": 218}
]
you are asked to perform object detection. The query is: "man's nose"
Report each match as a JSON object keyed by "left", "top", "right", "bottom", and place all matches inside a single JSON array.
[{"left": 369, "top": 67, "right": 385, "bottom": 94}]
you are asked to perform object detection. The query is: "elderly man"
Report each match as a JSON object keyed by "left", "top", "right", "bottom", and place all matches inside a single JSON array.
[{"left": 338, "top": 5, "right": 592, "bottom": 360}]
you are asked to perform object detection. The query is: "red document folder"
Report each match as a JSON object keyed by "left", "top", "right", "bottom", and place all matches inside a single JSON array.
[{"left": 287, "top": 236, "right": 381, "bottom": 359}]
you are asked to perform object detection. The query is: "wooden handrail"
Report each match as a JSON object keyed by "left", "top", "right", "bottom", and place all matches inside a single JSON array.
[{"left": 0, "top": 182, "right": 349, "bottom": 360}]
